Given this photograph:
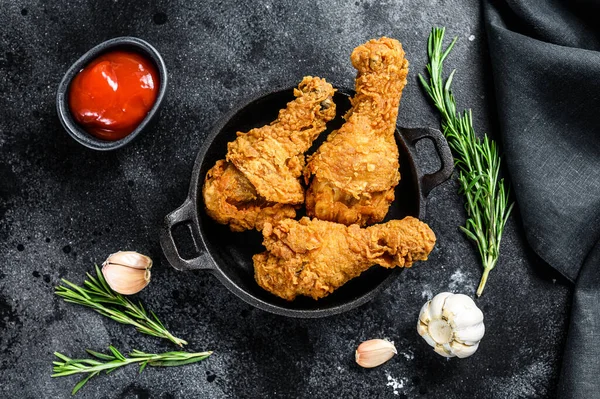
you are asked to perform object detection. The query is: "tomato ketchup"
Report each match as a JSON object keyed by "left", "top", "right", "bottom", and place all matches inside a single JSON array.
[{"left": 68, "top": 50, "right": 159, "bottom": 141}]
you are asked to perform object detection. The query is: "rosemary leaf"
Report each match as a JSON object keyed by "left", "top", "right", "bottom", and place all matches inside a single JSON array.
[
  {"left": 85, "top": 350, "right": 115, "bottom": 361},
  {"left": 72, "top": 371, "right": 99, "bottom": 395},
  {"left": 139, "top": 361, "right": 149, "bottom": 374}
]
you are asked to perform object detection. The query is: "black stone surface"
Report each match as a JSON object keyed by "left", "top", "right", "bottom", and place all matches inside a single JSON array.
[{"left": 0, "top": 1, "right": 571, "bottom": 398}]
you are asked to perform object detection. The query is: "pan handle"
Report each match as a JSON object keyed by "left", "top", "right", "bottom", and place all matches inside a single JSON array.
[
  {"left": 401, "top": 127, "right": 454, "bottom": 196},
  {"left": 159, "top": 198, "right": 215, "bottom": 271}
]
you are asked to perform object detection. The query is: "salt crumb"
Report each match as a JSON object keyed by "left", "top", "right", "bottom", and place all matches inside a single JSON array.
[
  {"left": 552, "top": 279, "right": 556, "bottom": 284},
  {"left": 468, "top": 35, "right": 475, "bottom": 41},
  {"left": 386, "top": 373, "right": 404, "bottom": 395},
  {"left": 449, "top": 269, "right": 468, "bottom": 290},
  {"left": 401, "top": 351, "right": 414, "bottom": 360},
  {"left": 421, "top": 287, "right": 433, "bottom": 300}
]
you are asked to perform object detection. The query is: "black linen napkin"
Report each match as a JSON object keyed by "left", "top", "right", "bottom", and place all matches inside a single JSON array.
[{"left": 482, "top": 0, "right": 600, "bottom": 397}]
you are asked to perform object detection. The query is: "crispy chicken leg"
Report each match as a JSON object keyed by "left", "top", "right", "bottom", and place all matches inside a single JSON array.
[
  {"left": 304, "top": 37, "right": 409, "bottom": 226},
  {"left": 202, "top": 160, "right": 297, "bottom": 232},
  {"left": 203, "top": 76, "right": 336, "bottom": 232},
  {"left": 254, "top": 216, "right": 435, "bottom": 301}
]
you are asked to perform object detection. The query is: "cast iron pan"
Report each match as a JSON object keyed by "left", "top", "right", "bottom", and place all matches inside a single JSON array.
[{"left": 159, "top": 87, "right": 454, "bottom": 318}]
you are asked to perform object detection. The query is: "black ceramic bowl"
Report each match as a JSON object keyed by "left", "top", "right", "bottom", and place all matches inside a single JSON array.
[
  {"left": 160, "top": 87, "right": 454, "bottom": 318},
  {"left": 56, "top": 37, "right": 168, "bottom": 151}
]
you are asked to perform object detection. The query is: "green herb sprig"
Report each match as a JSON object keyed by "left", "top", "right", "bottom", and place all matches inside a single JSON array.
[
  {"left": 55, "top": 265, "right": 187, "bottom": 346},
  {"left": 52, "top": 345, "right": 212, "bottom": 395},
  {"left": 419, "top": 27, "right": 514, "bottom": 296}
]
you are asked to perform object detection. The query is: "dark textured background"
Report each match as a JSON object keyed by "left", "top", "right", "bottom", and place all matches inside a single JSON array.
[{"left": 0, "top": 0, "right": 571, "bottom": 398}]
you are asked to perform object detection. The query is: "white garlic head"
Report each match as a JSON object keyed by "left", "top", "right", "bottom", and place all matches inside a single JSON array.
[{"left": 417, "top": 292, "right": 485, "bottom": 358}]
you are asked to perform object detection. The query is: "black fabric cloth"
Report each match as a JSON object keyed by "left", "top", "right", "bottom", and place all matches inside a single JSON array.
[
  {"left": 483, "top": 0, "right": 600, "bottom": 397},
  {"left": 558, "top": 242, "right": 600, "bottom": 398}
]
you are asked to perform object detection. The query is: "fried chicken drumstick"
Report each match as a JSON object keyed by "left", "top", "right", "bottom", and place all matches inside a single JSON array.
[
  {"left": 203, "top": 77, "right": 336, "bottom": 232},
  {"left": 254, "top": 216, "right": 435, "bottom": 301},
  {"left": 304, "top": 37, "right": 409, "bottom": 226}
]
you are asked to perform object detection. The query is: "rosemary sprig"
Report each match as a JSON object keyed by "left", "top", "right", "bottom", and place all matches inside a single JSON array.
[
  {"left": 419, "top": 27, "right": 514, "bottom": 296},
  {"left": 55, "top": 265, "right": 187, "bottom": 346},
  {"left": 52, "top": 345, "right": 212, "bottom": 395}
]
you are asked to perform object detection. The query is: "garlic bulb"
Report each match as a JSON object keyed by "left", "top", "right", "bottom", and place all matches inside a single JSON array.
[
  {"left": 417, "top": 292, "right": 484, "bottom": 358},
  {"left": 355, "top": 339, "right": 397, "bottom": 368},
  {"left": 102, "top": 251, "right": 152, "bottom": 295}
]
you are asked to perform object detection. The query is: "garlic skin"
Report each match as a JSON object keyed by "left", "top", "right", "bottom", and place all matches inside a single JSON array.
[
  {"left": 102, "top": 251, "right": 152, "bottom": 295},
  {"left": 417, "top": 292, "right": 484, "bottom": 358},
  {"left": 105, "top": 251, "right": 153, "bottom": 270},
  {"left": 355, "top": 339, "right": 397, "bottom": 368}
]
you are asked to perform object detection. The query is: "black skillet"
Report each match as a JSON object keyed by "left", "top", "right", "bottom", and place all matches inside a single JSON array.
[{"left": 159, "top": 87, "right": 454, "bottom": 318}]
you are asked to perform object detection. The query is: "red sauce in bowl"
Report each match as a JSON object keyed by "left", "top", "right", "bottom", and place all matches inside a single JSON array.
[{"left": 68, "top": 50, "right": 159, "bottom": 141}]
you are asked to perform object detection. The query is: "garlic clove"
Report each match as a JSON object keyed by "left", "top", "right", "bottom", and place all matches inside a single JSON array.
[
  {"left": 428, "top": 292, "right": 452, "bottom": 319},
  {"left": 453, "top": 323, "right": 485, "bottom": 345},
  {"left": 442, "top": 294, "right": 483, "bottom": 328},
  {"left": 101, "top": 251, "right": 153, "bottom": 295},
  {"left": 104, "top": 251, "right": 153, "bottom": 270},
  {"left": 419, "top": 300, "right": 432, "bottom": 324},
  {"left": 434, "top": 344, "right": 453, "bottom": 358},
  {"left": 417, "top": 321, "right": 437, "bottom": 348},
  {"left": 447, "top": 310, "right": 484, "bottom": 333},
  {"left": 450, "top": 341, "right": 479, "bottom": 359},
  {"left": 102, "top": 262, "right": 151, "bottom": 295},
  {"left": 102, "top": 263, "right": 150, "bottom": 295},
  {"left": 355, "top": 339, "right": 397, "bottom": 368}
]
